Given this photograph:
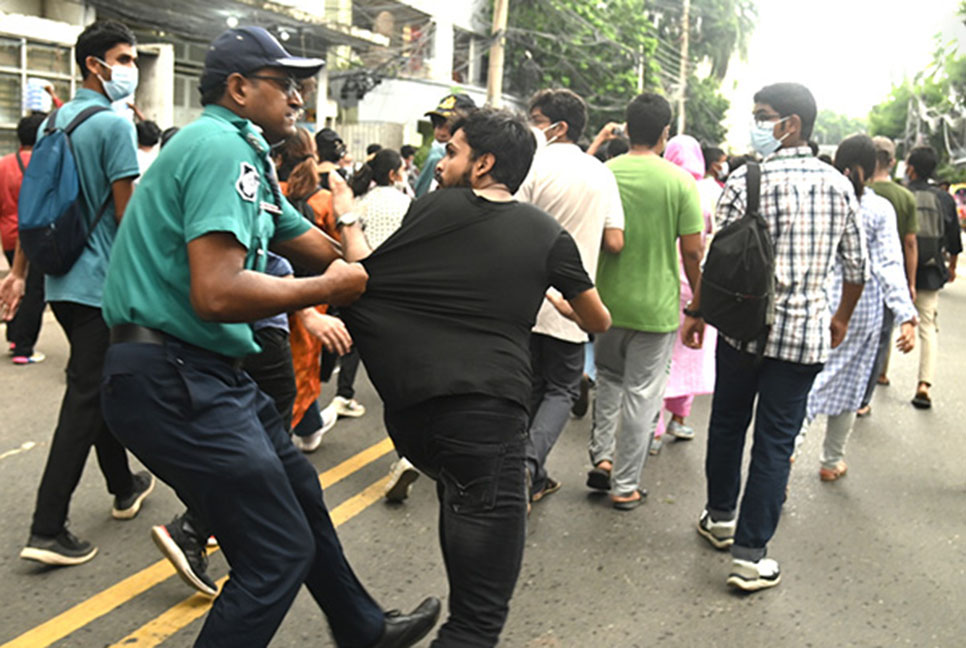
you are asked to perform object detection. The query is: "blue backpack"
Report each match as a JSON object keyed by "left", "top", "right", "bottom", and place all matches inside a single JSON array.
[{"left": 18, "top": 106, "right": 112, "bottom": 276}]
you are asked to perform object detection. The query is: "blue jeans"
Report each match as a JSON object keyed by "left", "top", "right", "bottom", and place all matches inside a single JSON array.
[
  {"left": 385, "top": 395, "right": 528, "bottom": 648},
  {"left": 102, "top": 338, "right": 383, "bottom": 648},
  {"left": 705, "top": 339, "right": 821, "bottom": 562}
]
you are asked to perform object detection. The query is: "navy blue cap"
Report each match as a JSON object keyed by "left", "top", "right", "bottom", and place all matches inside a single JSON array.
[{"left": 200, "top": 26, "right": 324, "bottom": 93}]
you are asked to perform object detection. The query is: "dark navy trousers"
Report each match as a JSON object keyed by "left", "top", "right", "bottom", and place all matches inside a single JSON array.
[{"left": 101, "top": 338, "right": 384, "bottom": 648}]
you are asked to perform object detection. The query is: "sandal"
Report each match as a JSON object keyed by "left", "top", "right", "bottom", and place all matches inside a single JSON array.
[
  {"left": 911, "top": 391, "right": 932, "bottom": 409},
  {"left": 819, "top": 461, "right": 848, "bottom": 482},
  {"left": 611, "top": 489, "right": 647, "bottom": 511},
  {"left": 586, "top": 464, "right": 611, "bottom": 491},
  {"left": 531, "top": 477, "right": 562, "bottom": 502}
]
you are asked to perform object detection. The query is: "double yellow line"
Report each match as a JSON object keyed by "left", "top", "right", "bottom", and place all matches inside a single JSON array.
[{"left": 1, "top": 437, "right": 395, "bottom": 648}]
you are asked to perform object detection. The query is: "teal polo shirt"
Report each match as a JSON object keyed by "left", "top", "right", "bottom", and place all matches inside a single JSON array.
[
  {"left": 102, "top": 104, "right": 311, "bottom": 357},
  {"left": 42, "top": 89, "right": 139, "bottom": 308}
]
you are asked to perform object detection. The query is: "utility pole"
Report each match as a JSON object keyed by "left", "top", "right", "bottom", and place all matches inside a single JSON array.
[
  {"left": 637, "top": 43, "right": 645, "bottom": 93},
  {"left": 676, "top": 0, "right": 690, "bottom": 134},
  {"left": 487, "top": 0, "right": 509, "bottom": 108}
]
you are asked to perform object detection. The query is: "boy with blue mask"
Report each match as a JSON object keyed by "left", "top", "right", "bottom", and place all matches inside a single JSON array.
[{"left": 689, "top": 82, "right": 867, "bottom": 592}]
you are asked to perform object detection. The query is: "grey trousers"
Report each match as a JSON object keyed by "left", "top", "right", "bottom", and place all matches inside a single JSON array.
[
  {"left": 820, "top": 411, "right": 856, "bottom": 470},
  {"left": 589, "top": 327, "right": 675, "bottom": 496}
]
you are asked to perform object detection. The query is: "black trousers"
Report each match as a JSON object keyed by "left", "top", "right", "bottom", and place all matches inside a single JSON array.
[
  {"left": 3, "top": 248, "right": 46, "bottom": 357},
  {"left": 102, "top": 337, "right": 384, "bottom": 648},
  {"left": 336, "top": 348, "right": 361, "bottom": 399},
  {"left": 385, "top": 395, "right": 528, "bottom": 648},
  {"left": 244, "top": 326, "right": 297, "bottom": 432},
  {"left": 30, "top": 302, "right": 133, "bottom": 537}
]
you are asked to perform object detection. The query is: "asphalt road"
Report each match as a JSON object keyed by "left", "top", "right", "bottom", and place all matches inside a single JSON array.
[{"left": 1, "top": 282, "right": 964, "bottom": 647}]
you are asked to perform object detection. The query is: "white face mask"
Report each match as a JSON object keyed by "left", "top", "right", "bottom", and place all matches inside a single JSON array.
[
  {"left": 95, "top": 57, "right": 138, "bottom": 102},
  {"left": 717, "top": 161, "right": 729, "bottom": 181},
  {"left": 540, "top": 121, "right": 563, "bottom": 146}
]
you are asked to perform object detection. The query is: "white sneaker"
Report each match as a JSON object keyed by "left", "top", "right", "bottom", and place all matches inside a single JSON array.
[
  {"left": 384, "top": 457, "right": 420, "bottom": 502},
  {"left": 292, "top": 403, "right": 338, "bottom": 453},
  {"left": 696, "top": 509, "right": 736, "bottom": 550},
  {"left": 667, "top": 420, "right": 695, "bottom": 440},
  {"left": 727, "top": 557, "right": 781, "bottom": 591},
  {"left": 332, "top": 395, "right": 366, "bottom": 418}
]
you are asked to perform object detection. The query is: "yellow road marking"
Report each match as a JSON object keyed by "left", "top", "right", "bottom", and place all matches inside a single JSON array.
[
  {"left": 0, "top": 439, "right": 395, "bottom": 648},
  {"left": 107, "top": 476, "right": 392, "bottom": 648}
]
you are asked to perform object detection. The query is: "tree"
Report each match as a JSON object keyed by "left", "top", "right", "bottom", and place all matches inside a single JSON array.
[{"left": 811, "top": 110, "right": 867, "bottom": 146}]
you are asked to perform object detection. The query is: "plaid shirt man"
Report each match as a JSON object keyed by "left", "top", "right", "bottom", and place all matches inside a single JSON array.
[{"left": 715, "top": 146, "right": 868, "bottom": 365}]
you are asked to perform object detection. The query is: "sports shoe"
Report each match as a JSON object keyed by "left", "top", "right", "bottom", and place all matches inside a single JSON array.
[
  {"left": 112, "top": 471, "right": 155, "bottom": 519},
  {"left": 20, "top": 528, "right": 97, "bottom": 566},
  {"left": 292, "top": 402, "right": 338, "bottom": 453},
  {"left": 332, "top": 395, "right": 366, "bottom": 418},
  {"left": 12, "top": 351, "right": 45, "bottom": 365},
  {"left": 696, "top": 509, "right": 736, "bottom": 550},
  {"left": 667, "top": 420, "right": 695, "bottom": 440},
  {"left": 385, "top": 457, "right": 420, "bottom": 502},
  {"left": 151, "top": 517, "right": 218, "bottom": 597},
  {"left": 727, "top": 557, "right": 781, "bottom": 591}
]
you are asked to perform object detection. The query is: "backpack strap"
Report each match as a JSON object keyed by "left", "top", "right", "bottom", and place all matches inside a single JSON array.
[
  {"left": 62, "top": 105, "right": 110, "bottom": 135},
  {"left": 60, "top": 105, "right": 114, "bottom": 239},
  {"left": 43, "top": 108, "right": 60, "bottom": 136},
  {"left": 15, "top": 150, "right": 25, "bottom": 174},
  {"left": 744, "top": 161, "right": 761, "bottom": 218}
]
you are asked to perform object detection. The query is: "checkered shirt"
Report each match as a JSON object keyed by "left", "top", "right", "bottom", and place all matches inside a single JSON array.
[{"left": 715, "top": 147, "right": 868, "bottom": 365}]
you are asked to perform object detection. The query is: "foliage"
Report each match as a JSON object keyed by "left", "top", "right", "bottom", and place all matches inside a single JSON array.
[
  {"left": 811, "top": 109, "right": 867, "bottom": 146},
  {"left": 679, "top": 75, "right": 730, "bottom": 144}
]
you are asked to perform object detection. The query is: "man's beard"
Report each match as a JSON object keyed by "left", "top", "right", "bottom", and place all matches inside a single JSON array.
[{"left": 436, "top": 166, "right": 474, "bottom": 189}]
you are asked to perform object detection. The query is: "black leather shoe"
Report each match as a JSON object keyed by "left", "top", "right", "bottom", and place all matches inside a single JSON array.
[{"left": 370, "top": 596, "right": 441, "bottom": 648}]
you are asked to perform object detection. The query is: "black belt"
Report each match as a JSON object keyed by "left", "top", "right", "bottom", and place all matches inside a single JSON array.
[{"left": 110, "top": 324, "right": 244, "bottom": 370}]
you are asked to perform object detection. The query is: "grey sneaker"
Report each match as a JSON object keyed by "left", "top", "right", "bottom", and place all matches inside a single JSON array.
[
  {"left": 696, "top": 509, "right": 736, "bottom": 550},
  {"left": 113, "top": 471, "right": 155, "bottom": 520},
  {"left": 727, "top": 557, "right": 781, "bottom": 591},
  {"left": 20, "top": 529, "right": 97, "bottom": 566}
]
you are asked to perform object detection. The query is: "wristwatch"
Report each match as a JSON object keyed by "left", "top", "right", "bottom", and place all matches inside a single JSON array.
[
  {"left": 683, "top": 306, "right": 702, "bottom": 318},
  {"left": 336, "top": 212, "right": 358, "bottom": 227}
]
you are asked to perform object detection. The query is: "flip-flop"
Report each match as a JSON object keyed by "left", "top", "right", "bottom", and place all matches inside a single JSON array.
[
  {"left": 586, "top": 465, "right": 611, "bottom": 491},
  {"left": 856, "top": 405, "right": 871, "bottom": 417},
  {"left": 911, "top": 391, "right": 932, "bottom": 409},
  {"left": 612, "top": 489, "right": 647, "bottom": 511},
  {"left": 531, "top": 477, "right": 561, "bottom": 502},
  {"left": 876, "top": 375, "right": 890, "bottom": 386}
]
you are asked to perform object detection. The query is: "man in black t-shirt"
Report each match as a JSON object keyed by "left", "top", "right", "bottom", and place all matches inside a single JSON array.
[{"left": 335, "top": 109, "right": 611, "bottom": 648}]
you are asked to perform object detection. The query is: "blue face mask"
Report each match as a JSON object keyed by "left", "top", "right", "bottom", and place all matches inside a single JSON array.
[
  {"left": 749, "top": 117, "right": 788, "bottom": 157},
  {"left": 95, "top": 58, "right": 139, "bottom": 102}
]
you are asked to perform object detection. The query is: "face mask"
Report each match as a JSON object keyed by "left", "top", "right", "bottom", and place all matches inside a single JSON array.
[
  {"left": 749, "top": 117, "right": 788, "bottom": 157},
  {"left": 96, "top": 58, "right": 138, "bottom": 102},
  {"left": 540, "top": 121, "right": 563, "bottom": 146},
  {"left": 716, "top": 161, "right": 729, "bottom": 181}
]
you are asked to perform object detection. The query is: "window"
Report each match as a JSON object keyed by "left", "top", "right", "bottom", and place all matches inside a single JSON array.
[{"left": 0, "top": 35, "right": 76, "bottom": 155}]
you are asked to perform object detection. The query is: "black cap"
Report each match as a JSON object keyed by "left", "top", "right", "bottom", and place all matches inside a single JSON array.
[
  {"left": 425, "top": 93, "right": 476, "bottom": 121},
  {"left": 315, "top": 127, "right": 342, "bottom": 144},
  {"left": 200, "top": 26, "right": 324, "bottom": 94}
]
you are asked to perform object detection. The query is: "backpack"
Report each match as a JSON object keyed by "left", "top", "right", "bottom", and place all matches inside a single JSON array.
[
  {"left": 911, "top": 187, "right": 948, "bottom": 291},
  {"left": 700, "top": 162, "right": 775, "bottom": 344},
  {"left": 17, "top": 106, "right": 112, "bottom": 276}
]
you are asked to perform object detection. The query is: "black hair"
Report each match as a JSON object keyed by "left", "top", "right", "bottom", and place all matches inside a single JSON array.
[
  {"left": 753, "top": 83, "right": 817, "bottom": 141},
  {"left": 808, "top": 141, "right": 819, "bottom": 157},
  {"left": 315, "top": 129, "right": 346, "bottom": 163},
  {"left": 907, "top": 146, "right": 938, "bottom": 180},
  {"left": 450, "top": 108, "right": 535, "bottom": 194},
  {"left": 350, "top": 148, "right": 403, "bottom": 196},
  {"left": 400, "top": 144, "right": 416, "bottom": 158},
  {"left": 17, "top": 112, "right": 47, "bottom": 147},
  {"left": 625, "top": 93, "right": 672, "bottom": 148},
  {"left": 818, "top": 153, "right": 834, "bottom": 166},
  {"left": 702, "top": 146, "right": 725, "bottom": 173},
  {"left": 200, "top": 82, "right": 226, "bottom": 107},
  {"left": 366, "top": 143, "right": 382, "bottom": 156},
  {"left": 160, "top": 126, "right": 180, "bottom": 149},
  {"left": 75, "top": 20, "right": 136, "bottom": 80},
  {"left": 136, "top": 120, "right": 162, "bottom": 147},
  {"left": 834, "top": 134, "right": 876, "bottom": 200},
  {"left": 528, "top": 88, "right": 588, "bottom": 142}
]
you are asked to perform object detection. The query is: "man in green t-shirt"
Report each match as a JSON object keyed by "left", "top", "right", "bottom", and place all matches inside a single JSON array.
[
  {"left": 99, "top": 26, "right": 438, "bottom": 648},
  {"left": 858, "top": 136, "right": 919, "bottom": 411},
  {"left": 588, "top": 93, "right": 704, "bottom": 510}
]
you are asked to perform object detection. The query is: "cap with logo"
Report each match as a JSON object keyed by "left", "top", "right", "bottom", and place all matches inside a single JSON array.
[
  {"left": 425, "top": 93, "right": 477, "bottom": 123},
  {"left": 200, "top": 26, "right": 324, "bottom": 94}
]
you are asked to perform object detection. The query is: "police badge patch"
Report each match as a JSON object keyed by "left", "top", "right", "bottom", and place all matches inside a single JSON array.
[{"left": 236, "top": 162, "right": 260, "bottom": 202}]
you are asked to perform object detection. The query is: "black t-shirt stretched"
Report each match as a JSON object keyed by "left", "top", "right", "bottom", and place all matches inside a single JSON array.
[{"left": 342, "top": 188, "right": 593, "bottom": 412}]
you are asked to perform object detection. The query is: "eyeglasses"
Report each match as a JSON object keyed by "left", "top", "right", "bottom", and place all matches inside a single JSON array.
[{"left": 247, "top": 74, "right": 302, "bottom": 97}]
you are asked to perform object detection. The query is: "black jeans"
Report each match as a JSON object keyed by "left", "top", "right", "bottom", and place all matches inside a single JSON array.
[
  {"left": 337, "top": 347, "right": 361, "bottom": 399},
  {"left": 3, "top": 248, "right": 45, "bottom": 356},
  {"left": 705, "top": 340, "right": 821, "bottom": 562},
  {"left": 102, "top": 338, "right": 384, "bottom": 648},
  {"left": 385, "top": 395, "right": 528, "bottom": 648},
  {"left": 30, "top": 302, "right": 134, "bottom": 537}
]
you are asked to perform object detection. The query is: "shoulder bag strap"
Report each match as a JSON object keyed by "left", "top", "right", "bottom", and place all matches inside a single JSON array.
[{"left": 15, "top": 150, "right": 25, "bottom": 174}]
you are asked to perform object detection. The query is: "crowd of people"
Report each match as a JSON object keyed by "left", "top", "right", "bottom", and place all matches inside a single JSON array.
[{"left": 0, "top": 17, "right": 962, "bottom": 648}]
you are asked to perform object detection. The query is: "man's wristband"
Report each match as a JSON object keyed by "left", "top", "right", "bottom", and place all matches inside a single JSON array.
[{"left": 683, "top": 307, "right": 702, "bottom": 318}]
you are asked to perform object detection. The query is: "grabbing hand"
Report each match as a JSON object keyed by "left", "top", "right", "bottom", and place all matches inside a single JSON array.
[
  {"left": 829, "top": 315, "right": 848, "bottom": 349},
  {"left": 322, "top": 258, "right": 368, "bottom": 306},
  {"left": 546, "top": 291, "right": 576, "bottom": 321},
  {"left": 301, "top": 311, "right": 353, "bottom": 356},
  {"left": 0, "top": 272, "right": 25, "bottom": 322},
  {"left": 896, "top": 320, "right": 916, "bottom": 353},
  {"left": 681, "top": 315, "right": 705, "bottom": 349},
  {"left": 328, "top": 169, "right": 354, "bottom": 219}
]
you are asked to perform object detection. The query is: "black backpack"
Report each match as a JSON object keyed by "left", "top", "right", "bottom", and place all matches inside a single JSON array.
[
  {"left": 700, "top": 162, "right": 775, "bottom": 344},
  {"left": 911, "top": 187, "right": 949, "bottom": 290}
]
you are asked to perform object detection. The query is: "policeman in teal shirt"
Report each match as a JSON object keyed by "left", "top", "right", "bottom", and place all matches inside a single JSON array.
[{"left": 101, "top": 27, "right": 439, "bottom": 648}]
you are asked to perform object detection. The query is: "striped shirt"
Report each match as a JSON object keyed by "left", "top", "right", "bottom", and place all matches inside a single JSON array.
[{"left": 715, "top": 147, "right": 868, "bottom": 365}]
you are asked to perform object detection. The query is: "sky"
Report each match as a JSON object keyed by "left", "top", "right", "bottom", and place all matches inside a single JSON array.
[{"left": 721, "top": 0, "right": 966, "bottom": 147}]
